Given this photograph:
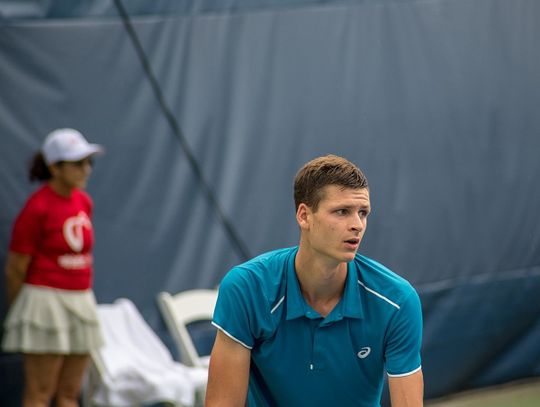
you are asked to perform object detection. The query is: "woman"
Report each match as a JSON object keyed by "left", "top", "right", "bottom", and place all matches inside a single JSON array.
[{"left": 3, "top": 128, "right": 105, "bottom": 407}]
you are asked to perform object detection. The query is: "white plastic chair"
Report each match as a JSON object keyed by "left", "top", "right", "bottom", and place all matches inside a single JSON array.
[
  {"left": 157, "top": 289, "right": 218, "bottom": 369},
  {"left": 83, "top": 298, "right": 207, "bottom": 407}
]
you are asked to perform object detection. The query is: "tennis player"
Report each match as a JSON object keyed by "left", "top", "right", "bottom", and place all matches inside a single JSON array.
[{"left": 206, "top": 155, "right": 423, "bottom": 406}]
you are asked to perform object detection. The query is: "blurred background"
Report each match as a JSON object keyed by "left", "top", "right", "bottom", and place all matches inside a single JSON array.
[{"left": 1, "top": 0, "right": 539, "bottom": 405}]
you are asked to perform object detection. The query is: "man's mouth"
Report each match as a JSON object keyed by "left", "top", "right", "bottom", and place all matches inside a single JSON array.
[{"left": 344, "top": 238, "right": 360, "bottom": 245}]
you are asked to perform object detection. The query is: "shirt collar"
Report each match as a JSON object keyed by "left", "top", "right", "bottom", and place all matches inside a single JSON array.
[
  {"left": 285, "top": 248, "right": 307, "bottom": 320},
  {"left": 285, "top": 250, "right": 364, "bottom": 321},
  {"left": 340, "top": 260, "right": 364, "bottom": 320}
]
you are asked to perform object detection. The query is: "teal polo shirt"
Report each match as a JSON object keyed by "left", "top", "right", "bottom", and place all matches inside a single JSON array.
[{"left": 212, "top": 247, "right": 422, "bottom": 407}]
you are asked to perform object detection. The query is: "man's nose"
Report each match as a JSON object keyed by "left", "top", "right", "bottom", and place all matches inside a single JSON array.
[{"left": 350, "top": 215, "right": 363, "bottom": 232}]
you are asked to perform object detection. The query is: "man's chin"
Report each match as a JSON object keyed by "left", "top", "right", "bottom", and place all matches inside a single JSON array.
[{"left": 340, "top": 251, "right": 358, "bottom": 263}]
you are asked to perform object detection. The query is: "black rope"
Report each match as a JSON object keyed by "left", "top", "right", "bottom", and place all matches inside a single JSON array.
[{"left": 112, "top": 0, "right": 251, "bottom": 261}]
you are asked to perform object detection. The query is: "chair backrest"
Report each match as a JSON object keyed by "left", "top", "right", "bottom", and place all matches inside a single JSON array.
[{"left": 158, "top": 289, "right": 218, "bottom": 368}]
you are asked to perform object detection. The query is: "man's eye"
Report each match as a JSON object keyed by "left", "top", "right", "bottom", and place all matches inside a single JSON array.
[{"left": 336, "top": 209, "right": 348, "bottom": 215}]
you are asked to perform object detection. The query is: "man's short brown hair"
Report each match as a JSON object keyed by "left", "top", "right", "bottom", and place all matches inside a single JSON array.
[{"left": 294, "top": 154, "right": 368, "bottom": 211}]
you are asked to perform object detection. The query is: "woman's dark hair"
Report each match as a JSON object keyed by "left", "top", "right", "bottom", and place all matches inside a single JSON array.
[{"left": 29, "top": 152, "right": 52, "bottom": 182}]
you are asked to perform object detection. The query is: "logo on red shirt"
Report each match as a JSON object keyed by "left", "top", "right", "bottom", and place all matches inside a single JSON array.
[
  {"left": 63, "top": 211, "right": 91, "bottom": 252},
  {"left": 57, "top": 211, "right": 93, "bottom": 270}
]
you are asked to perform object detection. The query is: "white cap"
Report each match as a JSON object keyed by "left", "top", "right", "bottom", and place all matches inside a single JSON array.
[{"left": 42, "top": 128, "right": 104, "bottom": 165}]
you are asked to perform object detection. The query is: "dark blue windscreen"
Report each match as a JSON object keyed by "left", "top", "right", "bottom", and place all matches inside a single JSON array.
[{"left": 1, "top": 0, "right": 539, "bottom": 402}]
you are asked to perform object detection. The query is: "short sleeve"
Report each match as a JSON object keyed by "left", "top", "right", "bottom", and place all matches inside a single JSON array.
[
  {"left": 212, "top": 267, "right": 258, "bottom": 350},
  {"left": 9, "top": 198, "right": 43, "bottom": 256},
  {"left": 384, "top": 289, "right": 423, "bottom": 376}
]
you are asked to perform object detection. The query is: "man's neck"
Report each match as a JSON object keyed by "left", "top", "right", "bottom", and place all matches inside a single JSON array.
[{"left": 294, "top": 248, "right": 348, "bottom": 317}]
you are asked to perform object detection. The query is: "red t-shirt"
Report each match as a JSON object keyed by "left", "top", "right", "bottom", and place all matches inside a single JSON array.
[{"left": 10, "top": 184, "right": 95, "bottom": 290}]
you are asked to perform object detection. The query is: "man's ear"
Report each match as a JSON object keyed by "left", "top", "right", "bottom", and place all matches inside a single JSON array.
[{"left": 296, "top": 203, "right": 311, "bottom": 230}]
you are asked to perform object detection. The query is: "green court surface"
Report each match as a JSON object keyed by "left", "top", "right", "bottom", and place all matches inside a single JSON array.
[{"left": 426, "top": 379, "right": 540, "bottom": 407}]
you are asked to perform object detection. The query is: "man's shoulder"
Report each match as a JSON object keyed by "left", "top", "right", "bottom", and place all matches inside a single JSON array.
[
  {"left": 217, "top": 247, "right": 294, "bottom": 318},
  {"left": 234, "top": 246, "right": 295, "bottom": 274},
  {"left": 353, "top": 254, "right": 418, "bottom": 308},
  {"left": 242, "top": 246, "right": 295, "bottom": 268},
  {"left": 221, "top": 247, "right": 295, "bottom": 294}
]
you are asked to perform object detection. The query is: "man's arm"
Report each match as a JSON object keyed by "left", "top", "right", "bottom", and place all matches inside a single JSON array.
[
  {"left": 205, "top": 330, "right": 251, "bottom": 407},
  {"left": 388, "top": 369, "right": 424, "bottom": 407}
]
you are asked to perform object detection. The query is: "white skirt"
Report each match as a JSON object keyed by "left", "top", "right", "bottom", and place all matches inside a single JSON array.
[{"left": 2, "top": 284, "right": 104, "bottom": 354}]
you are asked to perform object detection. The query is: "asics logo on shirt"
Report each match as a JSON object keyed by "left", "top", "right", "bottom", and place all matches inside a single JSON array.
[
  {"left": 63, "top": 211, "right": 91, "bottom": 252},
  {"left": 357, "top": 347, "right": 371, "bottom": 359}
]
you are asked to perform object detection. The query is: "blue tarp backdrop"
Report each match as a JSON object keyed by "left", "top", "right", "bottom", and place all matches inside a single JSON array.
[{"left": 1, "top": 0, "right": 540, "bottom": 404}]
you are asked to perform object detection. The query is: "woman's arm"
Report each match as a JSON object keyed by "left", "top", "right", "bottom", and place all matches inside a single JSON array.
[{"left": 5, "top": 251, "right": 32, "bottom": 305}]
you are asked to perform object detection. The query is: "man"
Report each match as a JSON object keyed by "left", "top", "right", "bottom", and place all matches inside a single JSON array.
[{"left": 206, "top": 155, "right": 423, "bottom": 406}]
